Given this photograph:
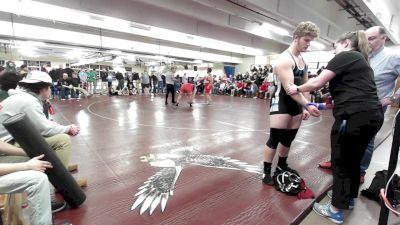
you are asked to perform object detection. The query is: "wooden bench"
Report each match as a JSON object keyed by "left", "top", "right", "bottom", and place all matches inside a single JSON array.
[{"left": 0, "top": 193, "right": 26, "bottom": 225}]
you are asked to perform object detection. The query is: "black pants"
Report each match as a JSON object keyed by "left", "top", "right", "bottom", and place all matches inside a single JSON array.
[
  {"left": 331, "top": 108, "right": 384, "bottom": 209},
  {"left": 166, "top": 84, "right": 175, "bottom": 103}
]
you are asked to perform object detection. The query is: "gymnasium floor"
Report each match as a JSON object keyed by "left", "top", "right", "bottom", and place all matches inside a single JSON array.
[{"left": 51, "top": 94, "right": 395, "bottom": 225}]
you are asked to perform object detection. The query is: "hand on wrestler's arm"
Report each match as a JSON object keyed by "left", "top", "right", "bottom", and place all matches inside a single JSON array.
[
  {"left": 286, "top": 69, "right": 335, "bottom": 95},
  {"left": 275, "top": 59, "right": 320, "bottom": 117},
  {"left": 275, "top": 59, "right": 309, "bottom": 107}
]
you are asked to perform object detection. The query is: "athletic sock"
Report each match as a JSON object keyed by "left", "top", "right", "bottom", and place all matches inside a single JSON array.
[
  {"left": 278, "top": 156, "right": 288, "bottom": 168},
  {"left": 263, "top": 162, "right": 272, "bottom": 173}
]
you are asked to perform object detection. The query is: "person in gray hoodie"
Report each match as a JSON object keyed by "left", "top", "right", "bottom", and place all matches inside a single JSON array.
[{"left": 0, "top": 71, "right": 79, "bottom": 168}]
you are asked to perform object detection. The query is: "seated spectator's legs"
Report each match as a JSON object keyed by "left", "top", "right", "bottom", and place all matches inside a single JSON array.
[
  {"left": 51, "top": 84, "right": 58, "bottom": 99},
  {"left": 70, "top": 89, "right": 79, "bottom": 99},
  {"left": 5, "top": 134, "right": 71, "bottom": 168},
  {"left": 0, "top": 171, "right": 52, "bottom": 225},
  {"left": 59, "top": 87, "right": 70, "bottom": 99},
  {"left": 0, "top": 155, "right": 30, "bottom": 163},
  {"left": 44, "top": 134, "right": 71, "bottom": 168}
]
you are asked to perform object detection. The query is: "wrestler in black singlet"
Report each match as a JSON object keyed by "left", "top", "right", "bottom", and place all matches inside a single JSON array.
[{"left": 270, "top": 51, "right": 307, "bottom": 116}]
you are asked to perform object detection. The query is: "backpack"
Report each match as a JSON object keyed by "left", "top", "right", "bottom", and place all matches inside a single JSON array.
[
  {"left": 273, "top": 170, "right": 303, "bottom": 196},
  {"left": 361, "top": 170, "right": 400, "bottom": 203}
]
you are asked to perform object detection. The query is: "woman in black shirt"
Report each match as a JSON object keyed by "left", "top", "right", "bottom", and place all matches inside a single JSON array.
[{"left": 287, "top": 30, "right": 384, "bottom": 224}]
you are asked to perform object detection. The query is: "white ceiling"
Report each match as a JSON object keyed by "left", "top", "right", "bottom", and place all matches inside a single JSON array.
[{"left": 0, "top": 0, "right": 397, "bottom": 64}]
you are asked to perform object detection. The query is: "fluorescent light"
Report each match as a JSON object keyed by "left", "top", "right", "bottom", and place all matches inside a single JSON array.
[
  {"left": 19, "top": 49, "right": 37, "bottom": 57},
  {"left": 194, "top": 59, "right": 203, "bottom": 63},
  {"left": 0, "top": 21, "right": 242, "bottom": 63},
  {"left": 23, "top": 41, "right": 46, "bottom": 46},
  {"left": 261, "top": 23, "right": 290, "bottom": 36},
  {"left": 109, "top": 50, "right": 122, "bottom": 55},
  {"left": 65, "top": 49, "right": 84, "bottom": 59},
  {"left": 0, "top": 0, "right": 264, "bottom": 56}
]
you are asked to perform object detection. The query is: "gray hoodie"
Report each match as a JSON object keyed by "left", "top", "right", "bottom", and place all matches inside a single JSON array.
[{"left": 0, "top": 89, "right": 70, "bottom": 140}]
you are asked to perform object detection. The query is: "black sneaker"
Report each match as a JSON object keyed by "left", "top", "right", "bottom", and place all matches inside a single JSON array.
[
  {"left": 262, "top": 172, "right": 274, "bottom": 185},
  {"left": 276, "top": 165, "right": 299, "bottom": 176},
  {"left": 189, "top": 103, "right": 192, "bottom": 107},
  {"left": 175, "top": 103, "right": 179, "bottom": 106},
  {"left": 51, "top": 200, "right": 67, "bottom": 213}
]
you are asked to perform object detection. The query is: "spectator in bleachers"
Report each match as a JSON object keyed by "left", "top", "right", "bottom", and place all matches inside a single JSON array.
[
  {"left": 100, "top": 69, "right": 108, "bottom": 95},
  {"left": 19, "top": 64, "right": 28, "bottom": 78},
  {"left": 58, "top": 73, "right": 72, "bottom": 100},
  {"left": 140, "top": 71, "right": 150, "bottom": 94},
  {"left": 115, "top": 71, "right": 124, "bottom": 91},
  {"left": 71, "top": 72, "right": 80, "bottom": 99},
  {"left": 235, "top": 80, "right": 244, "bottom": 97},
  {"left": 0, "top": 72, "right": 21, "bottom": 102},
  {"left": 126, "top": 72, "right": 135, "bottom": 95},
  {"left": 258, "top": 81, "right": 268, "bottom": 99},
  {"left": 150, "top": 73, "right": 158, "bottom": 94},
  {"left": 157, "top": 73, "right": 164, "bottom": 94}
]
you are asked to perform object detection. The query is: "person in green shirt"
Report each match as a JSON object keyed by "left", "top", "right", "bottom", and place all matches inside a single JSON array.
[{"left": 86, "top": 70, "right": 96, "bottom": 94}]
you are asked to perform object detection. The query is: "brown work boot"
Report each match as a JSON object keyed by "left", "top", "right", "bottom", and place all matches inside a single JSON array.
[
  {"left": 67, "top": 164, "right": 78, "bottom": 172},
  {"left": 74, "top": 177, "right": 87, "bottom": 187}
]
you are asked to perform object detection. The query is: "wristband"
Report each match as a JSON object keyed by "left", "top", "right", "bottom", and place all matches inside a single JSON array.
[{"left": 306, "top": 102, "right": 326, "bottom": 110}]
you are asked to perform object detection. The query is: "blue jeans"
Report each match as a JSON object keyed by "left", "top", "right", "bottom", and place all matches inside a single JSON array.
[
  {"left": 158, "top": 81, "right": 164, "bottom": 93},
  {"left": 59, "top": 87, "right": 70, "bottom": 99},
  {"left": 360, "top": 105, "right": 388, "bottom": 175},
  {"left": 0, "top": 171, "right": 52, "bottom": 225}
]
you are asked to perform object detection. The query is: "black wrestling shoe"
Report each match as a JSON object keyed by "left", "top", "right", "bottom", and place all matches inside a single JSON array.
[
  {"left": 51, "top": 200, "right": 67, "bottom": 213},
  {"left": 262, "top": 171, "right": 274, "bottom": 185},
  {"left": 276, "top": 165, "right": 299, "bottom": 176}
]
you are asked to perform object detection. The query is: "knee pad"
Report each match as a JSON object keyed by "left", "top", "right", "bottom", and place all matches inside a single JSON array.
[
  {"left": 266, "top": 128, "right": 285, "bottom": 149},
  {"left": 280, "top": 129, "right": 299, "bottom": 148}
]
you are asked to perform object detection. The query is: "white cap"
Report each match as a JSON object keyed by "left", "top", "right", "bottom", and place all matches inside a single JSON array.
[{"left": 20, "top": 71, "right": 52, "bottom": 84}]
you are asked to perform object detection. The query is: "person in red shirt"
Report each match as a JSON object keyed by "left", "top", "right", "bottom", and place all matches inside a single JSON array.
[
  {"left": 235, "top": 80, "right": 244, "bottom": 97},
  {"left": 258, "top": 81, "right": 268, "bottom": 99},
  {"left": 176, "top": 80, "right": 196, "bottom": 107}
]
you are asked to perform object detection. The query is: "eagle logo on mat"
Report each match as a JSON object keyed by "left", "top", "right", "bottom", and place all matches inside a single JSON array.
[{"left": 131, "top": 146, "right": 262, "bottom": 215}]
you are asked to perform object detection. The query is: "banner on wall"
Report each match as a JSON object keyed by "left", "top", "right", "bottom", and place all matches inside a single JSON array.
[{"left": 224, "top": 66, "right": 235, "bottom": 76}]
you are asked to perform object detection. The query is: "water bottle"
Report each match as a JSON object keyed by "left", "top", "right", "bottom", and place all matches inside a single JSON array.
[{"left": 21, "top": 202, "right": 30, "bottom": 225}]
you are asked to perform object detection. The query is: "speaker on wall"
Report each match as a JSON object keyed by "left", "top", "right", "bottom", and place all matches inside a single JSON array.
[
  {"left": 184, "top": 65, "right": 188, "bottom": 70},
  {"left": 194, "top": 66, "right": 197, "bottom": 71}
]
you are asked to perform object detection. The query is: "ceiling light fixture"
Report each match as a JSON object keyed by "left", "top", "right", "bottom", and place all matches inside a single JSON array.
[
  {"left": 0, "top": 0, "right": 264, "bottom": 56},
  {"left": 261, "top": 23, "right": 290, "bottom": 36}
]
